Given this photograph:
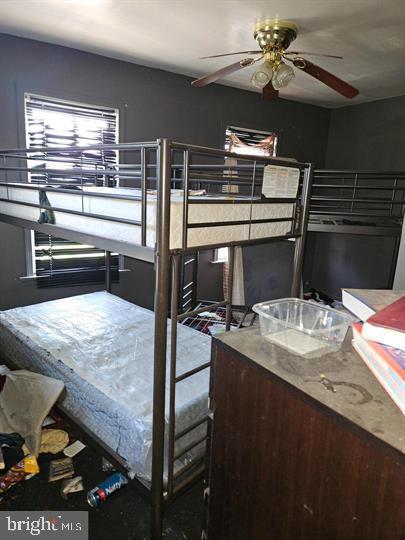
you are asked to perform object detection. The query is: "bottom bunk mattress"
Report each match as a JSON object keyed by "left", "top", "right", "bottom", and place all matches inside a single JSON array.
[{"left": 0, "top": 291, "right": 211, "bottom": 483}]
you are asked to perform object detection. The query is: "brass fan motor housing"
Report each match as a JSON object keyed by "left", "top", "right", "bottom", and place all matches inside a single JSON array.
[{"left": 254, "top": 20, "right": 298, "bottom": 53}]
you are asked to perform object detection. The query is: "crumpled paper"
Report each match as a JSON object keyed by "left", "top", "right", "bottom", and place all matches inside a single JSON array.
[{"left": 40, "top": 429, "right": 69, "bottom": 454}]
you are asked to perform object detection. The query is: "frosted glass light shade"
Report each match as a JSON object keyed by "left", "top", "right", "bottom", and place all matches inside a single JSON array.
[
  {"left": 272, "top": 63, "right": 295, "bottom": 90},
  {"left": 251, "top": 61, "right": 273, "bottom": 89}
]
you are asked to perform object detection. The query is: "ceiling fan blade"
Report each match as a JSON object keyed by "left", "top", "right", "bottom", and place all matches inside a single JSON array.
[
  {"left": 200, "top": 50, "right": 262, "bottom": 59},
  {"left": 262, "top": 82, "right": 279, "bottom": 101},
  {"left": 284, "top": 51, "right": 343, "bottom": 59},
  {"left": 191, "top": 58, "right": 256, "bottom": 87},
  {"left": 292, "top": 58, "right": 359, "bottom": 98}
]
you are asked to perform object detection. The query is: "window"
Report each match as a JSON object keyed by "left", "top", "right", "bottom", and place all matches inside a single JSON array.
[
  {"left": 225, "top": 125, "right": 278, "bottom": 157},
  {"left": 24, "top": 94, "right": 120, "bottom": 288},
  {"left": 214, "top": 247, "right": 229, "bottom": 263},
  {"left": 214, "top": 125, "right": 278, "bottom": 262}
]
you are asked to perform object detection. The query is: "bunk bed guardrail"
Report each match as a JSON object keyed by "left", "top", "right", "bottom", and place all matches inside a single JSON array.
[
  {"left": 308, "top": 169, "right": 405, "bottom": 289},
  {"left": 309, "top": 169, "right": 405, "bottom": 233}
]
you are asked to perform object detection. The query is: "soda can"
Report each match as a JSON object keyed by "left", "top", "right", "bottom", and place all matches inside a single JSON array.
[
  {"left": 101, "top": 457, "right": 116, "bottom": 473},
  {"left": 87, "top": 472, "right": 128, "bottom": 507}
]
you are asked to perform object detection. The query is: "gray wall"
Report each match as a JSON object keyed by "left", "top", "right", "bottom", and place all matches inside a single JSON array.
[
  {"left": 242, "top": 242, "right": 295, "bottom": 305},
  {"left": 326, "top": 94, "right": 405, "bottom": 169},
  {"left": 305, "top": 94, "right": 405, "bottom": 299},
  {"left": 0, "top": 33, "right": 330, "bottom": 310},
  {"left": 305, "top": 233, "right": 398, "bottom": 298}
]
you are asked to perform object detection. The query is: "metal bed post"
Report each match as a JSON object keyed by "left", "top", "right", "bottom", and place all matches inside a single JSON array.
[
  {"left": 141, "top": 146, "right": 147, "bottom": 246},
  {"left": 291, "top": 163, "right": 314, "bottom": 298},
  {"left": 151, "top": 138, "right": 172, "bottom": 540},
  {"left": 191, "top": 251, "right": 199, "bottom": 310},
  {"left": 105, "top": 251, "right": 112, "bottom": 293},
  {"left": 182, "top": 149, "right": 190, "bottom": 250},
  {"left": 225, "top": 245, "right": 235, "bottom": 331},
  {"left": 388, "top": 235, "right": 402, "bottom": 288},
  {"left": 167, "top": 252, "right": 180, "bottom": 496}
]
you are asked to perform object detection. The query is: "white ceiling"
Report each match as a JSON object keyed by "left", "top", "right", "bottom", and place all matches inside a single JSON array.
[{"left": 0, "top": 0, "right": 405, "bottom": 108}]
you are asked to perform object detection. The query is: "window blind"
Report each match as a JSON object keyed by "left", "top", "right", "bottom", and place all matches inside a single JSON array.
[
  {"left": 224, "top": 125, "right": 278, "bottom": 156},
  {"left": 25, "top": 94, "right": 119, "bottom": 288}
]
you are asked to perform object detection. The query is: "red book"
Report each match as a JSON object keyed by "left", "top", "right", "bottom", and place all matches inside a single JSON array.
[
  {"left": 362, "top": 296, "right": 405, "bottom": 351},
  {"left": 352, "top": 323, "right": 405, "bottom": 415},
  {"left": 353, "top": 323, "right": 405, "bottom": 380}
]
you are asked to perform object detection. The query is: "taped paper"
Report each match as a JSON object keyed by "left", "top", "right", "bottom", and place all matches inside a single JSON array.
[{"left": 262, "top": 165, "right": 300, "bottom": 198}]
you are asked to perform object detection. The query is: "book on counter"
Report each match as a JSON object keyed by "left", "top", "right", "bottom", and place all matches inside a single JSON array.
[
  {"left": 342, "top": 288, "right": 405, "bottom": 321},
  {"left": 362, "top": 296, "right": 405, "bottom": 351},
  {"left": 352, "top": 323, "right": 405, "bottom": 415}
]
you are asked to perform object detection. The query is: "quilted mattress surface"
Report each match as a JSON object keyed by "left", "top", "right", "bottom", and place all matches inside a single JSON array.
[
  {"left": 0, "top": 291, "right": 211, "bottom": 481},
  {"left": 0, "top": 185, "right": 294, "bottom": 249}
]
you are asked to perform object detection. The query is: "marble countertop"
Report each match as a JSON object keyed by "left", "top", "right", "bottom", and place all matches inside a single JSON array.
[{"left": 216, "top": 327, "right": 405, "bottom": 455}]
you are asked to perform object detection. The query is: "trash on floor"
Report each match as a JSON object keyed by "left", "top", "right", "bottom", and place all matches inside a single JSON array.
[
  {"left": 0, "top": 369, "right": 64, "bottom": 456},
  {"left": 63, "top": 440, "right": 86, "bottom": 458},
  {"left": 198, "top": 311, "right": 223, "bottom": 321},
  {"left": 101, "top": 457, "right": 116, "bottom": 472},
  {"left": 0, "top": 462, "right": 27, "bottom": 494},
  {"left": 42, "top": 416, "right": 55, "bottom": 427},
  {"left": 40, "top": 429, "right": 69, "bottom": 454},
  {"left": 61, "top": 475, "right": 84, "bottom": 498},
  {"left": 0, "top": 457, "right": 38, "bottom": 494},
  {"left": 22, "top": 449, "right": 40, "bottom": 475},
  {"left": 87, "top": 472, "right": 128, "bottom": 507},
  {"left": 304, "top": 287, "right": 337, "bottom": 306},
  {"left": 49, "top": 457, "right": 74, "bottom": 482},
  {"left": 0, "top": 433, "right": 25, "bottom": 470}
]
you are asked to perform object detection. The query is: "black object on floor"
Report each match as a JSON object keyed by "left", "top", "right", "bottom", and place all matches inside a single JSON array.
[{"left": 0, "top": 435, "right": 204, "bottom": 540}]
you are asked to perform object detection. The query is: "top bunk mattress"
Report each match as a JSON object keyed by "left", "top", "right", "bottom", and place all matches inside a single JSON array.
[
  {"left": 0, "top": 185, "right": 295, "bottom": 250},
  {"left": 0, "top": 291, "right": 211, "bottom": 480}
]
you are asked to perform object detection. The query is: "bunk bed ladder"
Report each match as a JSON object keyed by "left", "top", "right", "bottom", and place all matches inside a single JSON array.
[
  {"left": 166, "top": 248, "right": 235, "bottom": 502},
  {"left": 179, "top": 251, "right": 199, "bottom": 314}
]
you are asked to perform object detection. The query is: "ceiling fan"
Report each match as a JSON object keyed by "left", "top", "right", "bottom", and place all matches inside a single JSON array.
[{"left": 191, "top": 20, "right": 359, "bottom": 100}]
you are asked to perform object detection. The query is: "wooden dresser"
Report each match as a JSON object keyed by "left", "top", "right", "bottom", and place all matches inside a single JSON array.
[{"left": 204, "top": 328, "right": 405, "bottom": 540}]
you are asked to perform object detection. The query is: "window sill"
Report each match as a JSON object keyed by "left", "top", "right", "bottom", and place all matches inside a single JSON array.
[{"left": 210, "top": 260, "right": 226, "bottom": 265}]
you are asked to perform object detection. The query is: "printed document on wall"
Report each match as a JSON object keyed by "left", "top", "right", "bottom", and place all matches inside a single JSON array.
[{"left": 262, "top": 165, "right": 300, "bottom": 198}]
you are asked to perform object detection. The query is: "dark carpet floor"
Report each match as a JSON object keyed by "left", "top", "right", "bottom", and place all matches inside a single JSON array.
[{"left": 0, "top": 418, "right": 204, "bottom": 540}]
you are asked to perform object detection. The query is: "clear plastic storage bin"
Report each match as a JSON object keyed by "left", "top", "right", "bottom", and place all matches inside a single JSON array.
[{"left": 252, "top": 298, "right": 353, "bottom": 358}]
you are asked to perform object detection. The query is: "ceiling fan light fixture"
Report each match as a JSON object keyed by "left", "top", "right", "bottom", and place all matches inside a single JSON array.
[
  {"left": 251, "top": 61, "right": 273, "bottom": 89},
  {"left": 193, "top": 18, "right": 359, "bottom": 100},
  {"left": 272, "top": 62, "right": 295, "bottom": 90}
]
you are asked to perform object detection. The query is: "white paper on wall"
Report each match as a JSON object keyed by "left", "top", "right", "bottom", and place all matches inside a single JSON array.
[{"left": 262, "top": 165, "right": 300, "bottom": 198}]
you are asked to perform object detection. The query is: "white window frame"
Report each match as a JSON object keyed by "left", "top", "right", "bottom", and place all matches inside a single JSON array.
[
  {"left": 212, "top": 247, "right": 229, "bottom": 264},
  {"left": 23, "top": 93, "right": 121, "bottom": 278}
]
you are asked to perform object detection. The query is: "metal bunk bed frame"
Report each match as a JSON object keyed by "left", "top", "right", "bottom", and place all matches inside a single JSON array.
[
  {"left": 0, "top": 139, "right": 314, "bottom": 539},
  {"left": 308, "top": 169, "right": 405, "bottom": 287},
  {"left": 308, "top": 169, "right": 405, "bottom": 232}
]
